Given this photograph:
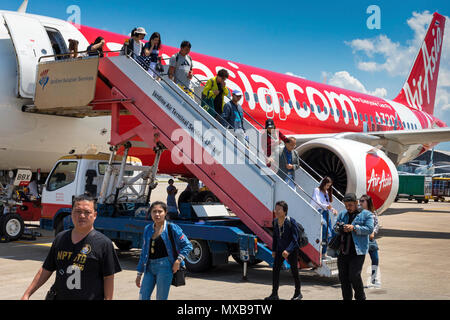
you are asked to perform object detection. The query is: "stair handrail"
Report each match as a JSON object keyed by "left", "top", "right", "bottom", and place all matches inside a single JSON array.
[{"left": 116, "top": 54, "right": 329, "bottom": 215}]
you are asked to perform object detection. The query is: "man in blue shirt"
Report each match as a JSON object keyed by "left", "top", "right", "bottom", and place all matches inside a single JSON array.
[{"left": 221, "top": 90, "right": 246, "bottom": 145}]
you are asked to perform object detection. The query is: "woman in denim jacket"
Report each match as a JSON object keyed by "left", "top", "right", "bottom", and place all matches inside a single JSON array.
[
  {"left": 334, "top": 193, "right": 374, "bottom": 300},
  {"left": 136, "top": 201, "right": 193, "bottom": 300}
]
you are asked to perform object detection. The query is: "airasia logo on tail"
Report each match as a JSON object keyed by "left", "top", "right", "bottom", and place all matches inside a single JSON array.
[
  {"left": 402, "top": 15, "right": 444, "bottom": 113},
  {"left": 366, "top": 154, "right": 393, "bottom": 209}
]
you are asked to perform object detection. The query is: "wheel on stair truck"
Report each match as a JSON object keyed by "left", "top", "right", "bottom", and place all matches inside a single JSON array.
[
  {"left": 184, "top": 239, "right": 212, "bottom": 272},
  {"left": 1, "top": 213, "right": 25, "bottom": 241}
]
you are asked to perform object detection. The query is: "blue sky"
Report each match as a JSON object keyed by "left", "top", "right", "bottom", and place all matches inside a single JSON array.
[{"left": 3, "top": 0, "right": 450, "bottom": 150}]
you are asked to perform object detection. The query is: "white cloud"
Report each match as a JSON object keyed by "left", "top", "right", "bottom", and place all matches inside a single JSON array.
[
  {"left": 285, "top": 72, "right": 305, "bottom": 79},
  {"left": 327, "top": 71, "right": 388, "bottom": 98},
  {"left": 346, "top": 12, "right": 450, "bottom": 129}
]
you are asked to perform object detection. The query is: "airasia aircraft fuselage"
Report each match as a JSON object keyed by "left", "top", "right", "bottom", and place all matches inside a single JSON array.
[{"left": 0, "top": 10, "right": 446, "bottom": 174}]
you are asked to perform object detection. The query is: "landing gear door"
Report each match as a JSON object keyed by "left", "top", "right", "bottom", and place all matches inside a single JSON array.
[{"left": 3, "top": 13, "right": 53, "bottom": 98}]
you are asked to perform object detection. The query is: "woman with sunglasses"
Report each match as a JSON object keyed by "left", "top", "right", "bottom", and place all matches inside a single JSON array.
[{"left": 359, "top": 195, "right": 381, "bottom": 288}]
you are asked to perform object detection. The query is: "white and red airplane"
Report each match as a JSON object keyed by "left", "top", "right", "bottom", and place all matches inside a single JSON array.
[{"left": 0, "top": 3, "right": 449, "bottom": 212}]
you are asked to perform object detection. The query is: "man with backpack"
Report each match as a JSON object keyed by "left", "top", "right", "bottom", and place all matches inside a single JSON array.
[
  {"left": 168, "top": 41, "right": 194, "bottom": 97},
  {"left": 265, "top": 200, "right": 304, "bottom": 300}
]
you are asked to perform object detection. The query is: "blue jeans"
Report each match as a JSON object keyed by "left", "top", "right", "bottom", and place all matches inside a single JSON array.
[
  {"left": 139, "top": 257, "right": 173, "bottom": 300},
  {"left": 368, "top": 241, "right": 379, "bottom": 266},
  {"left": 285, "top": 173, "right": 296, "bottom": 189},
  {"left": 320, "top": 210, "right": 334, "bottom": 254}
]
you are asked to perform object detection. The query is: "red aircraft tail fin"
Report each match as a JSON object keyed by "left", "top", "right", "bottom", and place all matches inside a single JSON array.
[{"left": 393, "top": 12, "right": 446, "bottom": 115}]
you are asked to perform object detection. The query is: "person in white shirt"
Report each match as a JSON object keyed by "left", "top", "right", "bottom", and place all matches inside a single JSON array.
[
  {"left": 122, "top": 27, "right": 146, "bottom": 59},
  {"left": 310, "top": 176, "right": 337, "bottom": 256}
]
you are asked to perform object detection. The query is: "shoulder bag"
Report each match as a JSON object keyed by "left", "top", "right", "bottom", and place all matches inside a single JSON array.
[{"left": 167, "top": 223, "right": 186, "bottom": 287}]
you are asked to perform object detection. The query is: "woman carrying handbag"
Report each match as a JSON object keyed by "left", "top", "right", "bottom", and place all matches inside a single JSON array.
[{"left": 136, "top": 201, "right": 193, "bottom": 300}]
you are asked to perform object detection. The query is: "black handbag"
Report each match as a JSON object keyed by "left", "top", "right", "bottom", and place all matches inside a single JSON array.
[
  {"left": 328, "top": 234, "right": 342, "bottom": 251},
  {"left": 167, "top": 223, "right": 186, "bottom": 287},
  {"left": 45, "top": 285, "right": 57, "bottom": 300}
]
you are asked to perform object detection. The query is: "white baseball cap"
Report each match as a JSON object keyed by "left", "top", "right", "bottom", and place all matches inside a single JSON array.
[{"left": 135, "top": 27, "right": 147, "bottom": 35}]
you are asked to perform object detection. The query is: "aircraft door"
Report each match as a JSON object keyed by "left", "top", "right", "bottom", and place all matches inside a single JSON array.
[
  {"left": 263, "top": 88, "right": 274, "bottom": 119},
  {"left": 3, "top": 13, "right": 54, "bottom": 98},
  {"left": 276, "top": 92, "right": 288, "bottom": 121}
]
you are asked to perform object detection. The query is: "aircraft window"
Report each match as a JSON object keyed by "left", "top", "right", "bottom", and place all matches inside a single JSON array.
[
  {"left": 336, "top": 109, "right": 340, "bottom": 118},
  {"left": 289, "top": 100, "right": 294, "bottom": 109},
  {"left": 254, "top": 93, "right": 259, "bottom": 103},
  {"left": 354, "top": 112, "right": 357, "bottom": 119},
  {"left": 415, "top": 124, "right": 418, "bottom": 129},
  {"left": 317, "top": 105, "right": 322, "bottom": 113},
  {"left": 266, "top": 95, "right": 272, "bottom": 105},
  {"left": 402, "top": 121, "right": 405, "bottom": 128},
  {"left": 330, "top": 108, "right": 334, "bottom": 116},
  {"left": 47, "top": 161, "right": 78, "bottom": 191},
  {"left": 324, "top": 107, "right": 328, "bottom": 115},
  {"left": 370, "top": 115, "right": 374, "bottom": 123},
  {"left": 279, "top": 97, "right": 284, "bottom": 106},
  {"left": 310, "top": 103, "right": 315, "bottom": 113},
  {"left": 348, "top": 111, "right": 352, "bottom": 119},
  {"left": 342, "top": 110, "right": 347, "bottom": 118},
  {"left": 364, "top": 114, "right": 368, "bottom": 122},
  {"left": 359, "top": 113, "right": 363, "bottom": 121},
  {"left": 407, "top": 123, "right": 410, "bottom": 129},
  {"left": 244, "top": 92, "right": 250, "bottom": 101},
  {"left": 45, "top": 27, "right": 69, "bottom": 60},
  {"left": 303, "top": 102, "right": 307, "bottom": 111}
]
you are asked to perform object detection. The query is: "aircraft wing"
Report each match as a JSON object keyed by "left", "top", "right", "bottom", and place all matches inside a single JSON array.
[
  {"left": 291, "top": 127, "right": 450, "bottom": 165},
  {"left": 292, "top": 127, "right": 450, "bottom": 146}
]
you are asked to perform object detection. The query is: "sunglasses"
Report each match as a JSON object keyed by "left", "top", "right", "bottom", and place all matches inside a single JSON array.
[{"left": 359, "top": 199, "right": 366, "bottom": 203}]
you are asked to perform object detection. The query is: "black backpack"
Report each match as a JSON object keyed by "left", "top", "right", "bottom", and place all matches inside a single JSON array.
[{"left": 274, "top": 216, "right": 309, "bottom": 249}]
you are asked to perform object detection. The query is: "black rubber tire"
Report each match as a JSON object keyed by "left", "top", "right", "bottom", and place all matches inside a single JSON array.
[
  {"left": 178, "top": 190, "right": 193, "bottom": 207},
  {"left": 0, "top": 215, "right": 4, "bottom": 238},
  {"left": 184, "top": 239, "right": 212, "bottom": 273},
  {"left": 193, "top": 191, "right": 219, "bottom": 203},
  {"left": 1, "top": 213, "right": 25, "bottom": 241}
]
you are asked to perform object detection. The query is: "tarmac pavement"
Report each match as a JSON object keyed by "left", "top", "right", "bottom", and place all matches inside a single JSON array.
[{"left": 1, "top": 181, "right": 449, "bottom": 300}]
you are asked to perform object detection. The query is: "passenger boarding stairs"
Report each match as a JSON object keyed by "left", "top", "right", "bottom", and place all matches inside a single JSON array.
[{"left": 36, "top": 54, "right": 344, "bottom": 274}]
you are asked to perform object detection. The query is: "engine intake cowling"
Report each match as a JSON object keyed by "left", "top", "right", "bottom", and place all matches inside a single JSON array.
[{"left": 296, "top": 138, "right": 399, "bottom": 213}]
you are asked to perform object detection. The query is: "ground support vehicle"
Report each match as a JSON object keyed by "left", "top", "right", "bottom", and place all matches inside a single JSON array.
[
  {"left": 395, "top": 174, "right": 432, "bottom": 203},
  {"left": 432, "top": 177, "right": 450, "bottom": 202}
]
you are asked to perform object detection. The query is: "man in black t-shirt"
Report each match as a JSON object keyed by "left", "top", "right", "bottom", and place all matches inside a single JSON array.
[{"left": 22, "top": 195, "right": 122, "bottom": 300}]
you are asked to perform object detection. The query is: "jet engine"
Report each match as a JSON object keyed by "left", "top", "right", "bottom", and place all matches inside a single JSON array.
[{"left": 296, "top": 138, "right": 399, "bottom": 213}]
